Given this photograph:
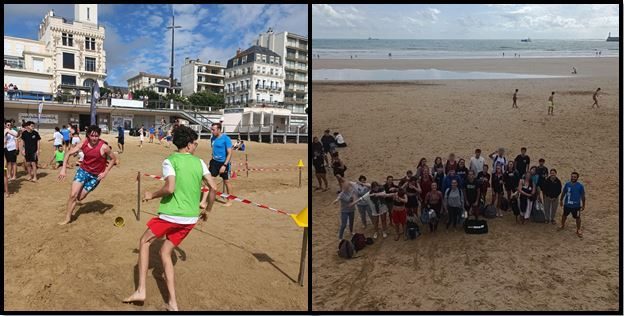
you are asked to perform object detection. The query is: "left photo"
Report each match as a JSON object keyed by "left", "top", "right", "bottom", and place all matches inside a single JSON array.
[{"left": 4, "top": 3, "right": 308, "bottom": 311}]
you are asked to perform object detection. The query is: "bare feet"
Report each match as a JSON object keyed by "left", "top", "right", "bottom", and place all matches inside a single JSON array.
[
  {"left": 165, "top": 302, "right": 179, "bottom": 311},
  {"left": 58, "top": 217, "right": 72, "bottom": 225},
  {"left": 557, "top": 226, "right": 565, "bottom": 231},
  {"left": 576, "top": 230, "right": 583, "bottom": 238},
  {"left": 223, "top": 201, "right": 233, "bottom": 207},
  {"left": 122, "top": 290, "right": 146, "bottom": 303}
]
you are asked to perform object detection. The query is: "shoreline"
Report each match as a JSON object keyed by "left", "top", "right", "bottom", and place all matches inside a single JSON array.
[{"left": 312, "top": 57, "right": 618, "bottom": 76}]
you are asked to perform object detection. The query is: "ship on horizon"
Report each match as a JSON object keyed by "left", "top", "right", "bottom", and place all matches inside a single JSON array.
[
  {"left": 606, "top": 32, "right": 619, "bottom": 42},
  {"left": 521, "top": 38, "right": 531, "bottom": 42}
]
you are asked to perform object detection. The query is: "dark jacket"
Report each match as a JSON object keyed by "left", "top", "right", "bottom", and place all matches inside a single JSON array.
[{"left": 542, "top": 176, "right": 562, "bottom": 198}]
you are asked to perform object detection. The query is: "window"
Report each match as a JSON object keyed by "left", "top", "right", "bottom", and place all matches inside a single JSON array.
[
  {"left": 85, "top": 37, "right": 96, "bottom": 50},
  {"left": 270, "top": 56, "right": 274, "bottom": 64},
  {"left": 83, "top": 78, "right": 96, "bottom": 87},
  {"left": 233, "top": 58, "right": 238, "bottom": 66},
  {"left": 261, "top": 54, "right": 266, "bottom": 63},
  {"left": 63, "top": 52, "right": 74, "bottom": 69},
  {"left": 242, "top": 55, "right": 247, "bottom": 63},
  {"left": 62, "top": 33, "right": 73, "bottom": 46},
  {"left": 256, "top": 93, "right": 260, "bottom": 102},
  {"left": 32, "top": 58, "right": 44, "bottom": 72},
  {"left": 148, "top": 78, "right": 151, "bottom": 84},
  {"left": 158, "top": 87, "right": 165, "bottom": 93},
  {"left": 61, "top": 75, "right": 76, "bottom": 85},
  {"left": 85, "top": 57, "right": 96, "bottom": 72},
  {"left": 87, "top": 8, "right": 90, "bottom": 20},
  {"left": 4, "top": 55, "right": 24, "bottom": 69},
  {"left": 275, "top": 57, "right": 280, "bottom": 65}
]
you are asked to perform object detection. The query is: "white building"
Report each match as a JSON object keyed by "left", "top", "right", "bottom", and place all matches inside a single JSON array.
[
  {"left": 181, "top": 58, "right": 225, "bottom": 96},
  {"left": 224, "top": 46, "right": 284, "bottom": 107},
  {"left": 127, "top": 72, "right": 181, "bottom": 96},
  {"left": 256, "top": 28, "right": 307, "bottom": 114},
  {"left": 4, "top": 4, "right": 106, "bottom": 102}
]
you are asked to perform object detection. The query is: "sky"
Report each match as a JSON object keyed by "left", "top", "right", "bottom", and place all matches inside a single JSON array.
[
  {"left": 4, "top": 4, "right": 308, "bottom": 86},
  {"left": 312, "top": 4, "right": 620, "bottom": 39}
]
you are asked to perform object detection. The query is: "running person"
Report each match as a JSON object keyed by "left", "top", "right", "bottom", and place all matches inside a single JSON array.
[
  {"left": 559, "top": 172, "right": 586, "bottom": 238},
  {"left": 57, "top": 125, "right": 118, "bottom": 225},
  {"left": 591, "top": 88, "right": 601, "bottom": 108},
  {"left": 138, "top": 125, "right": 145, "bottom": 148},
  {"left": 209, "top": 122, "right": 233, "bottom": 206},
  {"left": 123, "top": 125, "right": 217, "bottom": 311},
  {"left": 116, "top": 125, "right": 125, "bottom": 153}
]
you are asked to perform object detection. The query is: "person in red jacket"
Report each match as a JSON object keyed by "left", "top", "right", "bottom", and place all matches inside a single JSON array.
[{"left": 57, "top": 125, "right": 117, "bottom": 225}]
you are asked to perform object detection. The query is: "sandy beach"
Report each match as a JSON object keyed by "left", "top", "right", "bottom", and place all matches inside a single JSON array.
[
  {"left": 311, "top": 57, "right": 619, "bottom": 311},
  {"left": 4, "top": 135, "right": 308, "bottom": 311}
]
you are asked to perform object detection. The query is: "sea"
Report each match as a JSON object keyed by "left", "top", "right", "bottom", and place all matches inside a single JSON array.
[{"left": 312, "top": 39, "right": 620, "bottom": 59}]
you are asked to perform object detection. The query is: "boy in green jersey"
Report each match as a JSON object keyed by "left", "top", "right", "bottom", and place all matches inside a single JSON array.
[{"left": 123, "top": 125, "right": 217, "bottom": 311}]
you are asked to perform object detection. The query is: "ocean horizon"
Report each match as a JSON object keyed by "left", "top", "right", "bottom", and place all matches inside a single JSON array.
[{"left": 312, "top": 38, "right": 620, "bottom": 59}]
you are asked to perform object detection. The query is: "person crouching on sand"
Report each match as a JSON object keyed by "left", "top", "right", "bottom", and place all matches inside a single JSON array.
[{"left": 123, "top": 125, "right": 217, "bottom": 311}]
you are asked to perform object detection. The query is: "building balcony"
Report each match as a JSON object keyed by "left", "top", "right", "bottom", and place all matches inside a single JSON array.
[
  {"left": 251, "top": 70, "right": 283, "bottom": 78},
  {"left": 286, "top": 43, "right": 308, "bottom": 51},
  {"left": 198, "top": 69, "right": 224, "bottom": 77},
  {"left": 285, "top": 76, "right": 307, "bottom": 83},
  {"left": 255, "top": 85, "right": 282, "bottom": 92},
  {"left": 197, "top": 81, "right": 224, "bottom": 86},
  {"left": 283, "top": 97, "right": 307, "bottom": 104}
]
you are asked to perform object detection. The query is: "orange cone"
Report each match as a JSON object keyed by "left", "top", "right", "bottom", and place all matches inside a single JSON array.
[{"left": 231, "top": 171, "right": 237, "bottom": 179}]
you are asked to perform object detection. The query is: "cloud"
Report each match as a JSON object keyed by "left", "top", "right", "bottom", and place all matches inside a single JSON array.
[
  {"left": 147, "top": 15, "right": 164, "bottom": 28},
  {"left": 218, "top": 4, "right": 267, "bottom": 30},
  {"left": 457, "top": 16, "right": 486, "bottom": 28}
]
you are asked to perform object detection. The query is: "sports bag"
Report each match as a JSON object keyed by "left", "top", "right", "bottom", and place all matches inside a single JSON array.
[
  {"left": 406, "top": 220, "right": 420, "bottom": 240},
  {"left": 351, "top": 233, "right": 367, "bottom": 251},
  {"left": 420, "top": 206, "right": 430, "bottom": 225},
  {"left": 464, "top": 219, "right": 488, "bottom": 234},
  {"left": 482, "top": 204, "right": 497, "bottom": 218},
  {"left": 531, "top": 201, "right": 546, "bottom": 222},
  {"left": 510, "top": 197, "right": 520, "bottom": 216},
  {"left": 338, "top": 239, "right": 355, "bottom": 259},
  {"left": 500, "top": 196, "right": 509, "bottom": 211}
]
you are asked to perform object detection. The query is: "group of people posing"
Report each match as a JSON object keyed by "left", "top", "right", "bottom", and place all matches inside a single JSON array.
[{"left": 315, "top": 143, "right": 587, "bottom": 241}]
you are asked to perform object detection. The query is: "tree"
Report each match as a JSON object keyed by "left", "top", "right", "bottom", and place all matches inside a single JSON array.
[
  {"left": 188, "top": 91, "right": 224, "bottom": 109},
  {"left": 131, "top": 88, "right": 159, "bottom": 101},
  {"left": 164, "top": 92, "right": 189, "bottom": 105}
]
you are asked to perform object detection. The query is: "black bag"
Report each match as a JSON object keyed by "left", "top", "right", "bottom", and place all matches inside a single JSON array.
[
  {"left": 406, "top": 221, "right": 420, "bottom": 240},
  {"left": 464, "top": 219, "right": 488, "bottom": 234},
  {"left": 510, "top": 197, "right": 520, "bottom": 216},
  {"left": 365, "top": 237, "right": 374, "bottom": 245},
  {"left": 482, "top": 204, "right": 497, "bottom": 218},
  {"left": 338, "top": 239, "right": 355, "bottom": 259},
  {"left": 500, "top": 197, "right": 509, "bottom": 211},
  {"left": 351, "top": 233, "right": 367, "bottom": 251},
  {"left": 531, "top": 201, "right": 546, "bottom": 222},
  {"left": 420, "top": 206, "right": 430, "bottom": 225}
]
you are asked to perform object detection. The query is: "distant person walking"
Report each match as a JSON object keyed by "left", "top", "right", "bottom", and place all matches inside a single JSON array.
[
  {"left": 149, "top": 125, "right": 155, "bottom": 143},
  {"left": 388, "top": 52, "right": 392, "bottom": 59},
  {"left": 592, "top": 88, "right": 601, "bottom": 108},
  {"left": 20, "top": 121, "right": 41, "bottom": 182},
  {"left": 116, "top": 125, "right": 125, "bottom": 153},
  {"left": 512, "top": 89, "right": 519, "bottom": 108},
  {"left": 138, "top": 125, "right": 145, "bottom": 148},
  {"left": 548, "top": 91, "right": 555, "bottom": 116},
  {"left": 559, "top": 171, "right": 585, "bottom": 238},
  {"left": 209, "top": 122, "right": 233, "bottom": 206},
  {"left": 571, "top": 67, "right": 577, "bottom": 74}
]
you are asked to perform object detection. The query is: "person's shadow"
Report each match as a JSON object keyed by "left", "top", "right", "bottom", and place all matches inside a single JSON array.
[
  {"left": 6, "top": 171, "right": 49, "bottom": 194},
  {"left": 72, "top": 200, "right": 114, "bottom": 221},
  {"left": 129, "top": 240, "right": 187, "bottom": 306}
]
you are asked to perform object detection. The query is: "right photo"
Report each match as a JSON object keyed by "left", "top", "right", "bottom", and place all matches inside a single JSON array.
[{"left": 311, "top": 4, "right": 620, "bottom": 312}]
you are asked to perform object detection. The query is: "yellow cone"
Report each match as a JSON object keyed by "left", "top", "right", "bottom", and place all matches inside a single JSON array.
[
  {"left": 297, "top": 159, "right": 304, "bottom": 168},
  {"left": 290, "top": 207, "right": 308, "bottom": 228}
]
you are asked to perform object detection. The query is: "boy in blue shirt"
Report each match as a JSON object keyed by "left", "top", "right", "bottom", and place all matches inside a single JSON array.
[{"left": 558, "top": 172, "right": 586, "bottom": 238}]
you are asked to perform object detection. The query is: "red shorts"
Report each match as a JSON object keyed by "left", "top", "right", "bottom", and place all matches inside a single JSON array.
[
  {"left": 392, "top": 208, "right": 407, "bottom": 225},
  {"left": 147, "top": 217, "right": 195, "bottom": 246}
]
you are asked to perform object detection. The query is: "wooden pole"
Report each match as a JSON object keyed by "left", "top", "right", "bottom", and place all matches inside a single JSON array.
[
  {"left": 245, "top": 154, "right": 249, "bottom": 178},
  {"left": 298, "top": 167, "right": 302, "bottom": 188},
  {"left": 297, "top": 227, "right": 308, "bottom": 286},
  {"left": 136, "top": 171, "right": 141, "bottom": 221}
]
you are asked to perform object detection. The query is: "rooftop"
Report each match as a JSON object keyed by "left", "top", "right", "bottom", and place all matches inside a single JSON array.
[{"left": 127, "top": 72, "right": 170, "bottom": 81}]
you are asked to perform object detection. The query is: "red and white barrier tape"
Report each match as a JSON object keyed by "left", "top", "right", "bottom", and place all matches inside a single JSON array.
[
  {"left": 142, "top": 173, "right": 292, "bottom": 216},
  {"left": 233, "top": 167, "right": 300, "bottom": 173}
]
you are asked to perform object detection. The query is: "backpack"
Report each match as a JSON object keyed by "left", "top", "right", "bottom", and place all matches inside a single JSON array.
[
  {"left": 351, "top": 233, "right": 367, "bottom": 251},
  {"left": 444, "top": 187, "right": 464, "bottom": 208},
  {"left": 464, "top": 219, "right": 489, "bottom": 234},
  {"left": 531, "top": 201, "right": 546, "bottom": 222},
  {"left": 420, "top": 206, "right": 430, "bottom": 225},
  {"left": 510, "top": 197, "right": 521, "bottom": 216},
  {"left": 500, "top": 196, "right": 509, "bottom": 211},
  {"left": 406, "top": 220, "right": 420, "bottom": 239},
  {"left": 482, "top": 204, "right": 497, "bottom": 218},
  {"left": 365, "top": 237, "right": 374, "bottom": 245},
  {"left": 338, "top": 239, "right": 355, "bottom": 259}
]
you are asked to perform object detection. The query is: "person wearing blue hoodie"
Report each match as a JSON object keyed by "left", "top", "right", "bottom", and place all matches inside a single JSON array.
[{"left": 442, "top": 169, "right": 463, "bottom": 194}]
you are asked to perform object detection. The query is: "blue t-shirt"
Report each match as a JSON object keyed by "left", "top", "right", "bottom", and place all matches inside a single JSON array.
[
  {"left": 117, "top": 126, "right": 124, "bottom": 138},
  {"left": 240, "top": 143, "right": 245, "bottom": 151},
  {"left": 562, "top": 181, "right": 585, "bottom": 208},
  {"left": 210, "top": 134, "right": 232, "bottom": 163},
  {"left": 149, "top": 127, "right": 155, "bottom": 134},
  {"left": 60, "top": 128, "right": 70, "bottom": 141}
]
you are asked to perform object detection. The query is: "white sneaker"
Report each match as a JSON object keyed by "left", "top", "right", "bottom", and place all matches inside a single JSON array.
[
  {"left": 382, "top": 232, "right": 388, "bottom": 238},
  {"left": 373, "top": 232, "right": 378, "bottom": 239}
]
